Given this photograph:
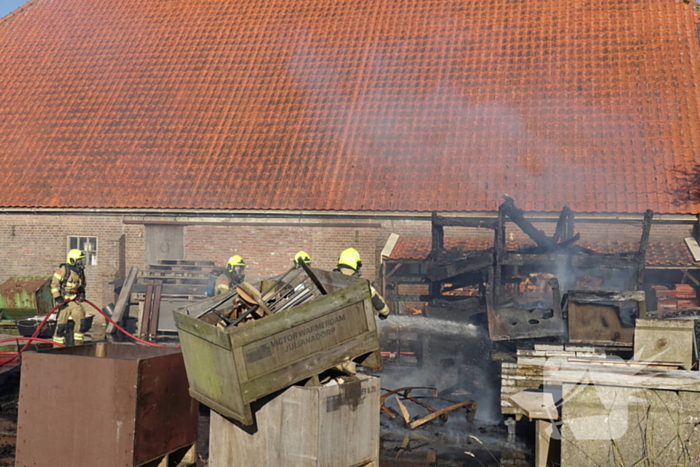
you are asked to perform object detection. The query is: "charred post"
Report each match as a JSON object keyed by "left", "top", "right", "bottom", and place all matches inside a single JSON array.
[
  {"left": 431, "top": 211, "right": 444, "bottom": 254},
  {"left": 552, "top": 206, "right": 572, "bottom": 243},
  {"left": 493, "top": 206, "right": 506, "bottom": 306},
  {"left": 635, "top": 210, "right": 653, "bottom": 290},
  {"left": 499, "top": 196, "right": 557, "bottom": 250}
]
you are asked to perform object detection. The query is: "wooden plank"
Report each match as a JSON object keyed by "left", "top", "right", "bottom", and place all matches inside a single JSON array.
[
  {"left": 130, "top": 283, "right": 206, "bottom": 295},
  {"left": 545, "top": 367, "right": 700, "bottom": 392},
  {"left": 508, "top": 391, "right": 558, "bottom": 420},
  {"left": 536, "top": 420, "right": 553, "bottom": 467},
  {"left": 107, "top": 266, "right": 139, "bottom": 334},
  {"left": 567, "top": 290, "right": 646, "bottom": 303},
  {"left": 395, "top": 397, "right": 411, "bottom": 425},
  {"left": 407, "top": 400, "right": 476, "bottom": 429},
  {"left": 237, "top": 282, "right": 273, "bottom": 317},
  {"left": 140, "top": 281, "right": 154, "bottom": 339},
  {"left": 432, "top": 214, "right": 495, "bottom": 229},
  {"left": 685, "top": 237, "right": 700, "bottom": 262},
  {"left": 395, "top": 434, "right": 410, "bottom": 460},
  {"left": 147, "top": 281, "right": 162, "bottom": 338}
]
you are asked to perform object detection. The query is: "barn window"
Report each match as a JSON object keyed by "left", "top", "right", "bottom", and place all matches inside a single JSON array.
[{"left": 67, "top": 236, "right": 98, "bottom": 266}]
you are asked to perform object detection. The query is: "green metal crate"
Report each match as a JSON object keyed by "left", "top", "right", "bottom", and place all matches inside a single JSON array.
[{"left": 173, "top": 268, "right": 383, "bottom": 425}]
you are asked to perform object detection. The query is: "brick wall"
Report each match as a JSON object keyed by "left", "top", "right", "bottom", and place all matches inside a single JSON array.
[
  {"left": 0, "top": 212, "right": 694, "bottom": 327},
  {"left": 184, "top": 221, "right": 384, "bottom": 282}
]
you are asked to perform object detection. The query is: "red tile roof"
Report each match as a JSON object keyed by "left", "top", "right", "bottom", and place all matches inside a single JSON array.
[
  {"left": 1, "top": 0, "right": 700, "bottom": 213},
  {"left": 386, "top": 236, "right": 700, "bottom": 267}
]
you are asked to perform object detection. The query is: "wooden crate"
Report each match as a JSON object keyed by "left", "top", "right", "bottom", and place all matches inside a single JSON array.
[
  {"left": 173, "top": 268, "right": 383, "bottom": 425},
  {"left": 209, "top": 375, "right": 380, "bottom": 467}
]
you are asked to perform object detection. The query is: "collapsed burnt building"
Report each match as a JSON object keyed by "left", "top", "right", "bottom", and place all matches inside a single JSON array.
[{"left": 379, "top": 196, "right": 700, "bottom": 368}]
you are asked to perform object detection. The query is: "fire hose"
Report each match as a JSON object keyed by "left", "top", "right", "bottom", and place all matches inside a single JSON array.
[{"left": 0, "top": 299, "right": 180, "bottom": 366}]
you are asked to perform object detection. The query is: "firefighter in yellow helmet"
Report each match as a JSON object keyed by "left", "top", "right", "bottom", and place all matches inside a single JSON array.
[
  {"left": 293, "top": 251, "right": 311, "bottom": 268},
  {"left": 215, "top": 255, "right": 246, "bottom": 295},
  {"left": 51, "top": 249, "right": 88, "bottom": 346},
  {"left": 334, "top": 248, "right": 389, "bottom": 319},
  {"left": 333, "top": 248, "right": 390, "bottom": 374}
]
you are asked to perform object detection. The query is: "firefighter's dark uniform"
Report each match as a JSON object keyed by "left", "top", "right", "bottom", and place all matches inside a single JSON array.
[{"left": 51, "top": 264, "right": 87, "bottom": 346}]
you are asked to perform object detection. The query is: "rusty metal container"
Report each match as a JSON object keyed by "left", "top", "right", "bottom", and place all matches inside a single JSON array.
[
  {"left": 0, "top": 275, "right": 53, "bottom": 320},
  {"left": 173, "top": 268, "right": 383, "bottom": 425},
  {"left": 209, "top": 375, "right": 380, "bottom": 467},
  {"left": 15, "top": 343, "right": 198, "bottom": 467}
]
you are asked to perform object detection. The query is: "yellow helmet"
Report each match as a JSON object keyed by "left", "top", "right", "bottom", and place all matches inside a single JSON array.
[
  {"left": 227, "top": 255, "right": 245, "bottom": 272},
  {"left": 294, "top": 251, "right": 311, "bottom": 268},
  {"left": 337, "top": 248, "right": 362, "bottom": 271},
  {"left": 66, "top": 249, "right": 85, "bottom": 266}
]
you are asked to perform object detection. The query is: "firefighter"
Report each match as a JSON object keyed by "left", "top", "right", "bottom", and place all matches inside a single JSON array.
[
  {"left": 333, "top": 248, "right": 390, "bottom": 374},
  {"left": 215, "top": 255, "right": 246, "bottom": 295},
  {"left": 334, "top": 248, "right": 389, "bottom": 319},
  {"left": 51, "top": 249, "right": 88, "bottom": 346},
  {"left": 293, "top": 250, "right": 311, "bottom": 268}
]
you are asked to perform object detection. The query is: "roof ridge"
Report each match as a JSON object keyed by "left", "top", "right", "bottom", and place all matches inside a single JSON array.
[{"left": 0, "top": 0, "right": 39, "bottom": 24}]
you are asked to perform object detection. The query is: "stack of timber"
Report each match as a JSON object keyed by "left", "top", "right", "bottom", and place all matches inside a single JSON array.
[
  {"left": 131, "top": 259, "right": 213, "bottom": 302},
  {"left": 501, "top": 344, "right": 604, "bottom": 417}
]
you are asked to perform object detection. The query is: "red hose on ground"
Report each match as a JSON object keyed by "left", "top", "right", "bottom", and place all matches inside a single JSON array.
[
  {"left": 0, "top": 305, "right": 62, "bottom": 366},
  {"left": 0, "top": 298, "right": 181, "bottom": 366}
]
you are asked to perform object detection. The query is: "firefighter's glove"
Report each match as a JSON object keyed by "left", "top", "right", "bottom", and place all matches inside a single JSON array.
[
  {"left": 378, "top": 313, "right": 388, "bottom": 320},
  {"left": 54, "top": 296, "right": 66, "bottom": 307},
  {"left": 77, "top": 290, "right": 86, "bottom": 302}
]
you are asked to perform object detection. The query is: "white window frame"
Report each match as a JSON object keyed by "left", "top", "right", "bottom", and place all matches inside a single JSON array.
[{"left": 67, "top": 236, "right": 98, "bottom": 266}]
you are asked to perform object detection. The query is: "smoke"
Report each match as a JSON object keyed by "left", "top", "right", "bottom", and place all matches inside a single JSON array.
[{"left": 375, "top": 314, "right": 503, "bottom": 425}]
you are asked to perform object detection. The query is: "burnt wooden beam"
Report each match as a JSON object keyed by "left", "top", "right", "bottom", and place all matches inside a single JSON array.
[
  {"left": 386, "top": 294, "right": 482, "bottom": 307},
  {"left": 550, "top": 277, "right": 563, "bottom": 319},
  {"left": 500, "top": 196, "right": 557, "bottom": 250},
  {"left": 565, "top": 209, "right": 576, "bottom": 241},
  {"left": 552, "top": 206, "right": 572, "bottom": 243},
  {"left": 494, "top": 207, "right": 506, "bottom": 306},
  {"left": 432, "top": 214, "right": 496, "bottom": 229},
  {"left": 431, "top": 211, "right": 445, "bottom": 252},
  {"left": 501, "top": 253, "right": 638, "bottom": 269},
  {"left": 635, "top": 209, "right": 654, "bottom": 290},
  {"left": 430, "top": 297, "right": 483, "bottom": 308},
  {"left": 387, "top": 275, "right": 429, "bottom": 284},
  {"left": 426, "top": 250, "right": 494, "bottom": 282},
  {"left": 567, "top": 290, "right": 646, "bottom": 303}
]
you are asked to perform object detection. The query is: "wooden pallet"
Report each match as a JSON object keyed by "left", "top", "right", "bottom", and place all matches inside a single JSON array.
[
  {"left": 132, "top": 293, "right": 207, "bottom": 302},
  {"left": 156, "top": 259, "right": 215, "bottom": 267},
  {"left": 140, "top": 270, "right": 210, "bottom": 279},
  {"left": 148, "top": 264, "right": 211, "bottom": 272},
  {"left": 138, "top": 276, "right": 208, "bottom": 285}
]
